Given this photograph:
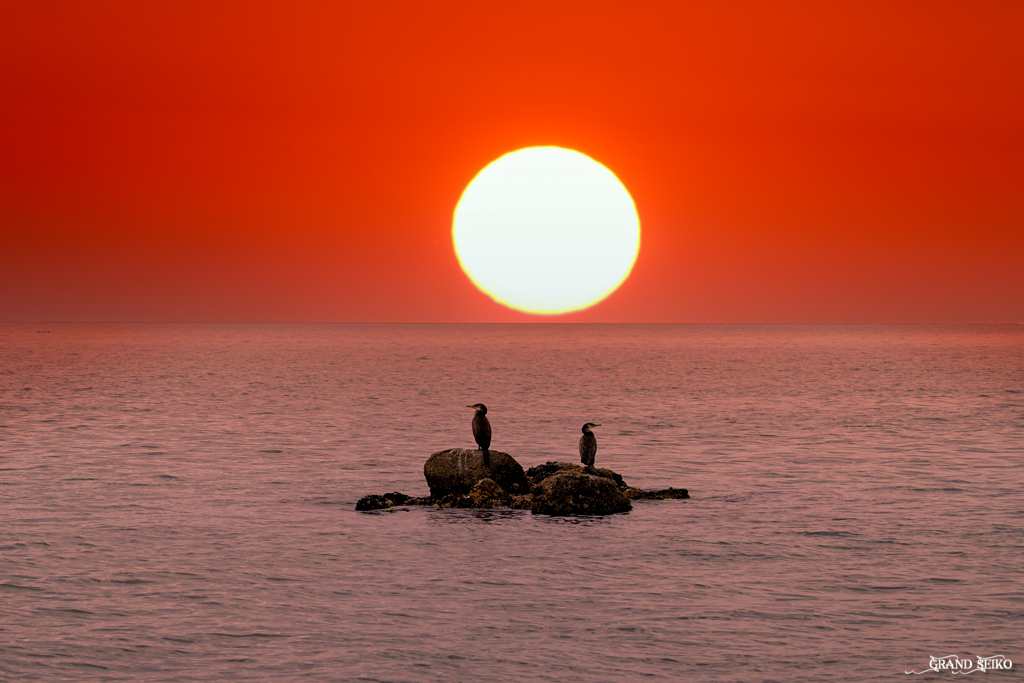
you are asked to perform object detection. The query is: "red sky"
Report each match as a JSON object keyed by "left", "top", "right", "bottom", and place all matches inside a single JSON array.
[{"left": 2, "top": 1, "right": 1021, "bottom": 322}]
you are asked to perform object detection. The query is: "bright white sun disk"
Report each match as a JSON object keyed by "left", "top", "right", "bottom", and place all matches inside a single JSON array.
[{"left": 453, "top": 146, "right": 640, "bottom": 315}]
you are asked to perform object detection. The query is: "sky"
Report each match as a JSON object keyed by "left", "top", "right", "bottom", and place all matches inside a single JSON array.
[{"left": 2, "top": 0, "right": 1021, "bottom": 323}]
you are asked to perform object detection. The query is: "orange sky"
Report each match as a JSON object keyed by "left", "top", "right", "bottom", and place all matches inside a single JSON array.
[{"left": 2, "top": 1, "right": 1021, "bottom": 322}]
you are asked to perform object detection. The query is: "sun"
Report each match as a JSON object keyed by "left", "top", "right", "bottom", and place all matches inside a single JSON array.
[{"left": 453, "top": 146, "right": 640, "bottom": 315}]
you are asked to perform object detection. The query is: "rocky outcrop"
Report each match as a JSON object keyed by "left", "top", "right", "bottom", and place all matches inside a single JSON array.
[
  {"left": 355, "top": 455, "right": 687, "bottom": 512},
  {"left": 526, "top": 461, "right": 626, "bottom": 489},
  {"left": 424, "top": 448, "right": 530, "bottom": 498},
  {"left": 530, "top": 471, "right": 633, "bottom": 516},
  {"left": 527, "top": 461, "right": 688, "bottom": 503},
  {"left": 469, "top": 478, "right": 511, "bottom": 507},
  {"left": 510, "top": 494, "right": 533, "bottom": 510},
  {"left": 623, "top": 487, "right": 690, "bottom": 500},
  {"left": 435, "top": 493, "right": 474, "bottom": 508},
  {"left": 434, "top": 478, "right": 514, "bottom": 509},
  {"left": 355, "top": 491, "right": 411, "bottom": 511}
]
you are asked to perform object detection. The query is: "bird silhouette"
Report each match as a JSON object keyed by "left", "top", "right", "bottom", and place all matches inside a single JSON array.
[
  {"left": 468, "top": 403, "right": 491, "bottom": 466},
  {"left": 579, "top": 422, "right": 601, "bottom": 475}
]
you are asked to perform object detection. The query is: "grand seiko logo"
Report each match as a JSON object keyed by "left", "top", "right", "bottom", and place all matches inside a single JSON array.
[{"left": 906, "top": 655, "right": 1013, "bottom": 674}]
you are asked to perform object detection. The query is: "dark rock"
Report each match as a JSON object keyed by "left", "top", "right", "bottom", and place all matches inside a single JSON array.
[
  {"left": 623, "top": 486, "right": 691, "bottom": 500},
  {"left": 356, "top": 456, "right": 685, "bottom": 512},
  {"left": 618, "top": 485, "right": 692, "bottom": 501},
  {"left": 510, "top": 494, "right": 533, "bottom": 510},
  {"left": 524, "top": 461, "right": 569, "bottom": 486},
  {"left": 525, "top": 461, "right": 627, "bottom": 489},
  {"left": 424, "top": 448, "right": 530, "bottom": 498},
  {"left": 511, "top": 496, "right": 532, "bottom": 510},
  {"left": 355, "top": 494, "right": 390, "bottom": 511},
  {"left": 597, "top": 468, "right": 627, "bottom": 489},
  {"left": 432, "top": 479, "right": 515, "bottom": 509},
  {"left": 469, "top": 478, "right": 511, "bottom": 508},
  {"left": 436, "top": 493, "right": 475, "bottom": 508},
  {"left": 531, "top": 472, "right": 632, "bottom": 516},
  {"left": 355, "top": 491, "right": 411, "bottom": 511}
]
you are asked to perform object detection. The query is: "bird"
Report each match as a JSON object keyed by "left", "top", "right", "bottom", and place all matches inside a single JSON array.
[
  {"left": 468, "top": 403, "right": 491, "bottom": 466},
  {"left": 579, "top": 422, "right": 601, "bottom": 475}
]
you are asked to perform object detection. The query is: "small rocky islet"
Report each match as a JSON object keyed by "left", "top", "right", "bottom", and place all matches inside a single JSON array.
[{"left": 356, "top": 448, "right": 689, "bottom": 516}]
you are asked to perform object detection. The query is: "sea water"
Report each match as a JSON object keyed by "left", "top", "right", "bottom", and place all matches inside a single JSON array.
[{"left": 1, "top": 323, "right": 1021, "bottom": 681}]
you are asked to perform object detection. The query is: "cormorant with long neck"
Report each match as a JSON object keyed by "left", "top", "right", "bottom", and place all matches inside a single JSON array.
[
  {"left": 579, "top": 422, "right": 601, "bottom": 475},
  {"left": 468, "top": 403, "right": 491, "bottom": 466}
]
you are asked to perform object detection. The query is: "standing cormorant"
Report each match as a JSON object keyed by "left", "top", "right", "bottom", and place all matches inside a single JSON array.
[
  {"left": 468, "top": 404, "right": 491, "bottom": 465},
  {"left": 579, "top": 422, "right": 601, "bottom": 475}
]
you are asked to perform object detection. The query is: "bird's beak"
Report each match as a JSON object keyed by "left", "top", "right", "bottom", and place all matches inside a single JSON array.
[
  {"left": 466, "top": 405, "right": 474, "bottom": 409},
  {"left": 595, "top": 423, "right": 602, "bottom": 427}
]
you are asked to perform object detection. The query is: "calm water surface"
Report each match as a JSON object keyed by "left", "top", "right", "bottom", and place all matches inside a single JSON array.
[{"left": 1, "top": 324, "right": 1021, "bottom": 681}]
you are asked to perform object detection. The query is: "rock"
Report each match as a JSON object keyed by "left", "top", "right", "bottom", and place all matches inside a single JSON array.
[
  {"left": 526, "top": 461, "right": 627, "bottom": 489},
  {"left": 524, "top": 461, "right": 571, "bottom": 486},
  {"left": 436, "top": 493, "right": 475, "bottom": 508},
  {"left": 623, "top": 486, "right": 691, "bottom": 500},
  {"left": 653, "top": 487, "right": 689, "bottom": 499},
  {"left": 355, "top": 495, "right": 390, "bottom": 511},
  {"left": 424, "top": 448, "right": 530, "bottom": 498},
  {"left": 530, "top": 471, "right": 632, "bottom": 516},
  {"left": 510, "top": 494, "right": 533, "bottom": 510},
  {"left": 622, "top": 485, "right": 688, "bottom": 501},
  {"left": 356, "top": 456, "right": 685, "bottom": 512},
  {"left": 622, "top": 487, "right": 646, "bottom": 500},
  {"left": 355, "top": 491, "right": 411, "bottom": 511},
  {"left": 434, "top": 479, "right": 515, "bottom": 509},
  {"left": 469, "top": 478, "right": 511, "bottom": 508}
]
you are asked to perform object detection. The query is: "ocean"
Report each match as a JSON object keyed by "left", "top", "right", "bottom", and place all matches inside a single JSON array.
[{"left": 1, "top": 323, "right": 1021, "bottom": 681}]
